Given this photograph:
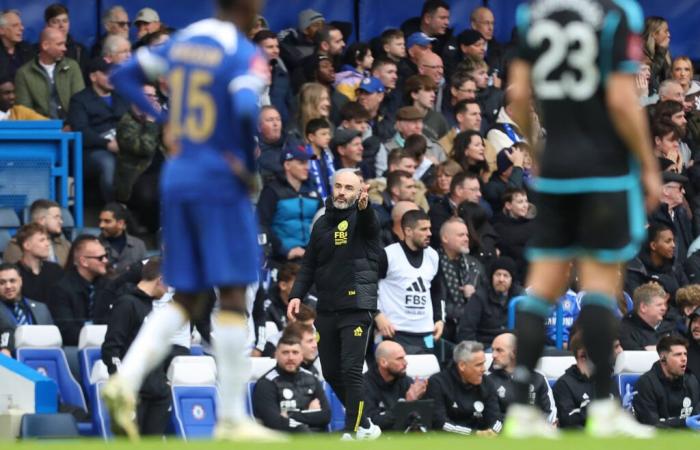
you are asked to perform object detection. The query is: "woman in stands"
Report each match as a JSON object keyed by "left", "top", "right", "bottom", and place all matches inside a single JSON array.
[
  {"left": 452, "top": 130, "right": 490, "bottom": 183},
  {"left": 642, "top": 16, "right": 672, "bottom": 96},
  {"left": 289, "top": 82, "right": 331, "bottom": 143},
  {"left": 671, "top": 56, "right": 700, "bottom": 111}
]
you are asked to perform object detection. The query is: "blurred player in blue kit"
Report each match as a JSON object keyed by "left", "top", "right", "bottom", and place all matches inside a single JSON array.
[{"left": 101, "top": 0, "right": 284, "bottom": 442}]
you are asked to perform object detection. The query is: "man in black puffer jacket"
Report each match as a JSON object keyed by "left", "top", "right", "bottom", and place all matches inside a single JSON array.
[{"left": 288, "top": 168, "right": 382, "bottom": 439}]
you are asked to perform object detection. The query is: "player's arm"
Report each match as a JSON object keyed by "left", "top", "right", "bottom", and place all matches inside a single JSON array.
[{"left": 111, "top": 47, "right": 167, "bottom": 121}]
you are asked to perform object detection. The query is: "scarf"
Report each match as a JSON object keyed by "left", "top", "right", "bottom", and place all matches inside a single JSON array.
[
  {"left": 438, "top": 247, "right": 469, "bottom": 321},
  {"left": 305, "top": 144, "right": 335, "bottom": 200}
]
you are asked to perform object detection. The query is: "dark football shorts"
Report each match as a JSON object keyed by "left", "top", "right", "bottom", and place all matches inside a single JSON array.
[{"left": 526, "top": 174, "right": 646, "bottom": 263}]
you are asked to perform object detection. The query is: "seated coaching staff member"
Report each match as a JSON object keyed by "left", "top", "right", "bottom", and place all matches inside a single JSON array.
[
  {"left": 288, "top": 168, "right": 383, "bottom": 440},
  {"left": 633, "top": 335, "right": 700, "bottom": 428},
  {"left": 253, "top": 332, "right": 330, "bottom": 432}
]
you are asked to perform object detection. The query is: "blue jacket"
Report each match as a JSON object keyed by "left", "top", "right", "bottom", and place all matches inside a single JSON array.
[{"left": 258, "top": 175, "right": 321, "bottom": 261}]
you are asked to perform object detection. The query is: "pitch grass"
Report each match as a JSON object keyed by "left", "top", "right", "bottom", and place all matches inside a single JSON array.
[{"left": 8, "top": 432, "right": 700, "bottom": 450}]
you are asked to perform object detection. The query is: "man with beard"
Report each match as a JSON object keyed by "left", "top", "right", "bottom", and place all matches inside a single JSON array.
[
  {"left": 633, "top": 335, "right": 700, "bottom": 428},
  {"left": 288, "top": 168, "right": 382, "bottom": 440},
  {"left": 686, "top": 308, "right": 700, "bottom": 380},
  {"left": 363, "top": 340, "right": 428, "bottom": 430},
  {"left": 375, "top": 209, "right": 444, "bottom": 355}
]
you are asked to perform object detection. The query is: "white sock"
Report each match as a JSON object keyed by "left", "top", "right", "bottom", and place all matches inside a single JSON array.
[
  {"left": 119, "top": 303, "right": 188, "bottom": 393},
  {"left": 213, "top": 311, "right": 249, "bottom": 423}
]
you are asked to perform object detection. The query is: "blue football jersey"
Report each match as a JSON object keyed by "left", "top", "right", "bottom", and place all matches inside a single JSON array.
[{"left": 131, "top": 18, "right": 267, "bottom": 199}]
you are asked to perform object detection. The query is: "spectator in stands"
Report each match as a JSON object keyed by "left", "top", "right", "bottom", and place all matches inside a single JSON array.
[
  {"left": 102, "top": 35, "right": 131, "bottom": 65},
  {"left": 399, "top": 32, "right": 434, "bottom": 83},
  {"left": 402, "top": 1, "right": 452, "bottom": 61},
  {"left": 642, "top": 16, "right": 672, "bottom": 96},
  {"left": 284, "top": 321, "right": 320, "bottom": 377},
  {"left": 687, "top": 308, "right": 700, "bottom": 380},
  {"left": 653, "top": 100, "right": 694, "bottom": 165},
  {"left": 258, "top": 144, "right": 321, "bottom": 263},
  {"left": 625, "top": 223, "right": 688, "bottom": 300},
  {"left": 437, "top": 217, "right": 485, "bottom": 343},
  {"left": 372, "top": 57, "right": 401, "bottom": 118},
  {"left": 375, "top": 210, "right": 443, "bottom": 354},
  {"left": 101, "top": 257, "right": 184, "bottom": 436},
  {"left": 658, "top": 79, "right": 686, "bottom": 105},
  {"left": 356, "top": 78, "right": 389, "bottom": 144},
  {"left": 257, "top": 106, "right": 285, "bottom": 181},
  {"left": 469, "top": 58, "right": 504, "bottom": 130},
  {"left": 364, "top": 340, "right": 428, "bottom": 430},
  {"left": 335, "top": 42, "right": 374, "bottom": 101},
  {"left": 69, "top": 58, "right": 129, "bottom": 202},
  {"left": 261, "top": 263, "right": 299, "bottom": 333},
  {"left": 50, "top": 234, "right": 109, "bottom": 346},
  {"left": 14, "top": 27, "right": 84, "bottom": 119},
  {"left": 0, "top": 263, "right": 53, "bottom": 356},
  {"left": 552, "top": 332, "right": 594, "bottom": 429},
  {"left": 374, "top": 170, "right": 417, "bottom": 229},
  {"left": 429, "top": 172, "right": 479, "bottom": 247},
  {"left": 380, "top": 201, "right": 418, "bottom": 247},
  {"left": 486, "top": 91, "right": 528, "bottom": 153},
  {"left": 456, "top": 29, "right": 486, "bottom": 63},
  {"left": 91, "top": 6, "right": 130, "bottom": 58},
  {"left": 338, "top": 102, "right": 383, "bottom": 179},
  {"left": 263, "top": 303, "right": 317, "bottom": 357},
  {"left": 332, "top": 128, "right": 371, "bottom": 179},
  {"left": 427, "top": 160, "right": 462, "bottom": 207},
  {"left": 441, "top": 72, "right": 477, "bottom": 129},
  {"left": 290, "top": 82, "right": 330, "bottom": 143},
  {"left": 3, "top": 199, "right": 70, "bottom": 266},
  {"left": 652, "top": 121, "right": 683, "bottom": 173},
  {"left": 487, "top": 333, "right": 556, "bottom": 423},
  {"left": 301, "top": 118, "right": 333, "bottom": 200},
  {"left": 378, "top": 106, "right": 437, "bottom": 175},
  {"left": 380, "top": 29, "right": 406, "bottom": 65},
  {"left": 0, "top": 73, "right": 46, "bottom": 120},
  {"left": 457, "top": 256, "right": 523, "bottom": 346},
  {"left": 134, "top": 8, "right": 162, "bottom": 41},
  {"left": 426, "top": 340, "right": 502, "bottom": 435},
  {"left": 457, "top": 201, "right": 498, "bottom": 263},
  {"left": 439, "top": 99, "right": 485, "bottom": 155},
  {"left": 253, "top": 332, "right": 330, "bottom": 432},
  {"left": 14, "top": 223, "right": 64, "bottom": 305},
  {"left": 649, "top": 172, "right": 693, "bottom": 265},
  {"left": 44, "top": 4, "right": 87, "bottom": 74},
  {"left": 452, "top": 130, "right": 490, "bottom": 182},
  {"left": 254, "top": 30, "right": 293, "bottom": 126},
  {"left": 672, "top": 56, "right": 700, "bottom": 111},
  {"left": 405, "top": 74, "right": 448, "bottom": 143},
  {"left": 98, "top": 203, "right": 147, "bottom": 272},
  {"left": 417, "top": 52, "right": 446, "bottom": 114},
  {"left": 115, "top": 83, "right": 165, "bottom": 233},
  {"left": 634, "top": 335, "right": 700, "bottom": 428},
  {"left": 483, "top": 145, "right": 526, "bottom": 212},
  {"left": 469, "top": 6, "right": 502, "bottom": 74},
  {"left": 674, "top": 285, "right": 700, "bottom": 332},
  {"left": 0, "top": 10, "right": 35, "bottom": 80},
  {"left": 492, "top": 188, "right": 533, "bottom": 284},
  {"left": 619, "top": 283, "right": 676, "bottom": 351},
  {"left": 279, "top": 9, "right": 325, "bottom": 72}
]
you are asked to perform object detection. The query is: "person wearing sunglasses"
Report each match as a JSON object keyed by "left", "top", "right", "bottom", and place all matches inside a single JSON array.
[{"left": 90, "top": 5, "right": 130, "bottom": 59}]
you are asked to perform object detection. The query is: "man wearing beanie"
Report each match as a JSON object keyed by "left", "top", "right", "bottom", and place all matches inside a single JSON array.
[{"left": 456, "top": 256, "right": 523, "bottom": 346}]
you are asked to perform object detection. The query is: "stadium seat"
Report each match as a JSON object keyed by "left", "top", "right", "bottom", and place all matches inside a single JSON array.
[
  {"left": 0, "top": 229, "right": 11, "bottom": 255},
  {"left": 14, "top": 325, "right": 87, "bottom": 413},
  {"left": 89, "top": 381, "right": 112, "bottom": 440},
  {"left": 405, "top": 354, "right": 440, "bottom": 379},
  {"left": 484, "top": 352, "right": 493, "bottom": 370},
  {"left": 246, "top": 357, "right": 276, "bottom": 416},
  {"left": 0, "top": 207, "right": 20, "bottom": 232},
  {"left": 614, "top": 351, "right": 659, "bottom": 375},
  {"left": 77, "top": 325, "right": 107, "bottom": 404},
  {"left": 536, "top": 356, "right": 576, "bottom": 385},
  {"left": 168, "top": 356, "right": 218, "bottom": 440},
  {"left": 324, "top": 382, "right": 345, "bottom": 432},
  {"left": 190, "top": 344, "right": 205, "bottom": 356},
  {"left": 19, "top": 413, "right": 79, "bottom": 439},
  {"left": 613, "top": 351, "right": 658, "bottom": 410},
  {"left": 264, "top": 321, "right": 279, "bottom": 341}
]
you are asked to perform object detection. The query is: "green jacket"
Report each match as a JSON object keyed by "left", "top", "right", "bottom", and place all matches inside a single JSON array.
[
  {"left": 114, "top": 110, "right": 164, "bottom": 202},
  {"left": 14, "top": 56, "right": 85, "bottom": 119}
]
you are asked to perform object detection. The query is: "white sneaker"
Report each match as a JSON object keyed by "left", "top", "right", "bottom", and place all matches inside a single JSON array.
[
  {"left": 340, "top": 433, "right": 355, "bottom": 441},
  {"left": 356, "top": 418, "right": 381, "bottom": 440},
  {"left": 585, "top": 399, "right": 656, "bottom": 439},
  {"left": 101, "top": 375, "right": 139, "bottom": 441},
  {"left": 503, "top": 404, "right": 559, "bottom": 439},
  {"left": 213, "top": 419, "right": 288, "bottom": 442}
]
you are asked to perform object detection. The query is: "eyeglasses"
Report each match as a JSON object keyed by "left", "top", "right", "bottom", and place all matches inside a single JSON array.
[
  {"left": 111, "top": 21, "right": 131, "bottom": 28},
  {"left": 84, "top": 254, "right": 109, "bottom": 261}
]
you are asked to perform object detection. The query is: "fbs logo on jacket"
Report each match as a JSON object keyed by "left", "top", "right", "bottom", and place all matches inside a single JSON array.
[{"left": 334, "top": 220, "right": 349, "bottom": 245}]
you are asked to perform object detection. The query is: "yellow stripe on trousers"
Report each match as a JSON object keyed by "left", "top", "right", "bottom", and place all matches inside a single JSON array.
[{"left": 353, "top": 400, "right": 365, "bottom": 432}]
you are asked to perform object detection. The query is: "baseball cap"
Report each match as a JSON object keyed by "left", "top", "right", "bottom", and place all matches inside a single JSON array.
[
  {"left": 299, "top": 9, "right": 325, "bottom": 31},
  {"left": 406, "top": 32, "right": 436, "bottom": 49},
  {"left": 357, "top": 77, "right": 385, "bottom": 94},
  {"left": 396, "top": 106, "right": 425, "bottom": 121},
  {"left": 280, "top": 143, "right": 315, "bottom": 164},
  {"left": 134, "top": 8, "right": 160, "bottom": 24},
  {"left": 330, "top": 128, "right": 362, "bottom": 151},
  {"left": 87, "top": 57, "right": 113, "bottom": 74},
  {"left": 662, "top": 171, "right": 688, "bottom": 184}
]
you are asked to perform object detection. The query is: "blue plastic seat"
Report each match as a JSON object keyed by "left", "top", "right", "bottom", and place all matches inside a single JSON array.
[
  {"left": 617, "top": 373, "right": 641, "bottom": 411},
  {"left": 324, "top": 382, "right": 346, "bottom": 431},
  {"left": 20, "top": 413, "right": 79, "bottom": 439}
]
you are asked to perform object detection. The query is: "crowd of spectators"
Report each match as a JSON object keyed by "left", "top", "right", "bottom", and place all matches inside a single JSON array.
[{"left": 2, "top": 0, "right": 700, "bottom": 436}]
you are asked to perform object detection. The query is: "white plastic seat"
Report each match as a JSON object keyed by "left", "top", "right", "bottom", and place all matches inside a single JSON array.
[
  {"left": 614, "top": 350, "right": 659, "bottom": 375},
  {"left": 90, "top": 360, "right": 109, "bottom": 384},
  {"left": 14, "top": 325, "right": 62, "bottom": 348},
  {"left": 536, "top": 356, "right": 576, "bottom": 380},
  {"left": 249, "top": 357, "right": 276, "bottom": 381},
  {"left": 78, "top": 325, "right": 107, "bottom": 350},
  {"left": 405, "top": 354, "right": 440, "bottom": 378},
  {"left": 167, "top": 356, "right": 217, "bottom": 385}
]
